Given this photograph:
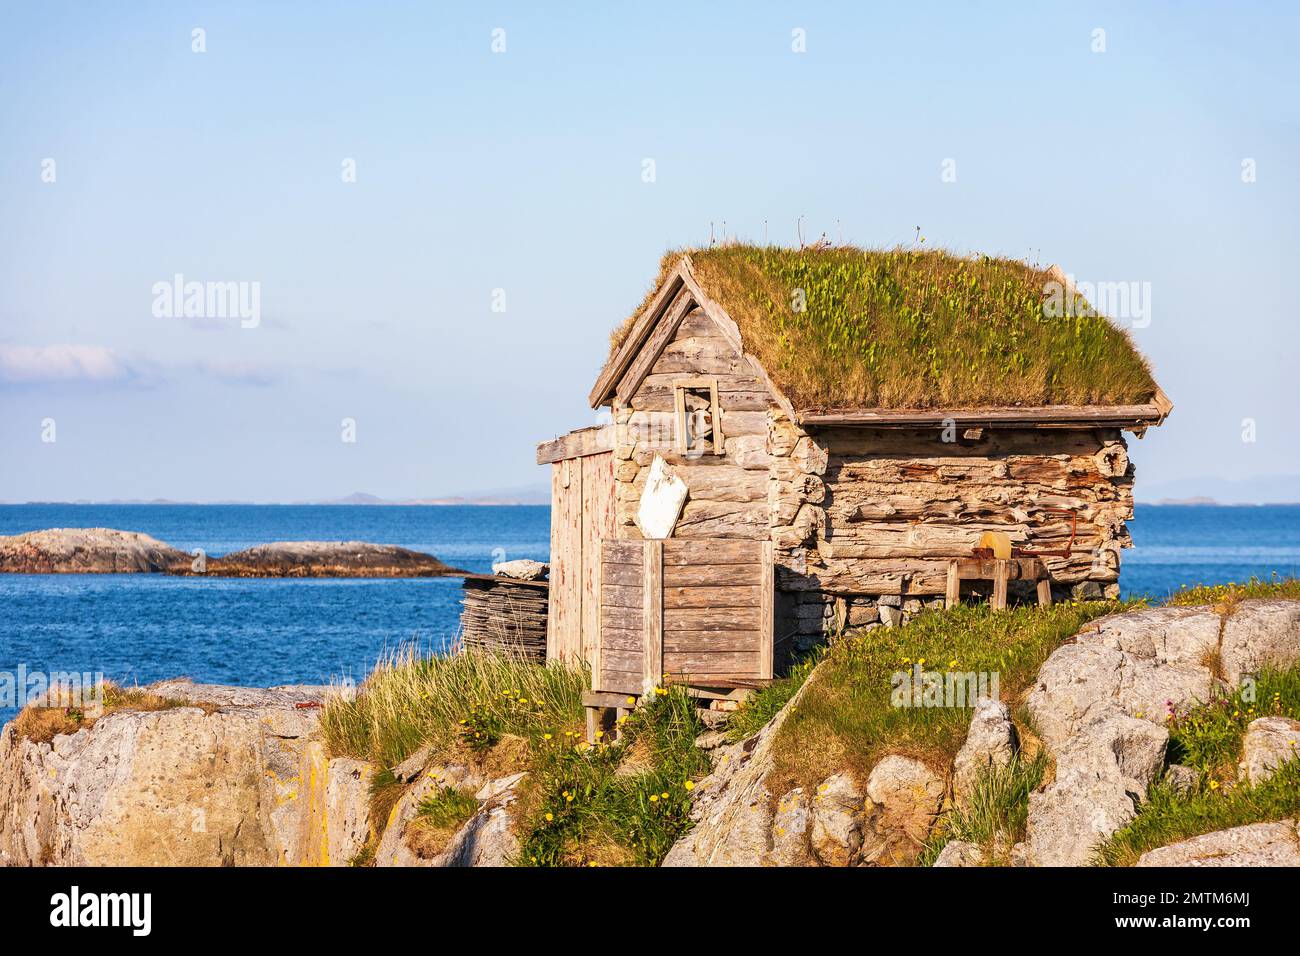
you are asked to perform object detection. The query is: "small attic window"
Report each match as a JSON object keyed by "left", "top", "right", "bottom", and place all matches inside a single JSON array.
[{"left": 673, "top": 378, "right": 723, "bottom": 457}]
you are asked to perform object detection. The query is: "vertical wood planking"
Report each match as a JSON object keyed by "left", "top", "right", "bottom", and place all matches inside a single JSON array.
[
  {"left": 580, "top": 452, "right": 615, "bottom": 672},
  {"left": 547, "top": 459, "right": 584, "bottom": 662},
  {"left": 759, "top": 540, "right": 774, "bottom": 679},
  {"left": 592, "top": 539, "right": 604, "bottom": 684},
  {"left": 642, "top": 539, "right": 664, "bottom": 695}
]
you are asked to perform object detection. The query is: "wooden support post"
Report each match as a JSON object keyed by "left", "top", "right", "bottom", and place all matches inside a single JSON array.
[
  {"left": 945, "top": 560, "right": 961, "bottom": 609},
  {"left": 585, "top": 706, "right": 599, "bottom": 745},
  {"left": 992, "top": 559, "right": 1009, "bottom": 611},
  {"left": 642, "top": 539, "right": 664, "bottom": 696},
  {"left": 1036, "top": 576, "right": 1053, "bottom": 607}
]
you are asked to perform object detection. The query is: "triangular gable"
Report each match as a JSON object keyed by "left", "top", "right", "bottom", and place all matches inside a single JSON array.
[{"left": 588, "top": 255, "right": 799, "bottom": 419}]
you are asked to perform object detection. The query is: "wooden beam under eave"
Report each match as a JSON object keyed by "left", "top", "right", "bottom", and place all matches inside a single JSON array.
[
  {"left": 797, "top": 402, "right": 1169, "bottom": 429},
  {"left": 536, "top": 425, "right": 615, "bottom": 465}
]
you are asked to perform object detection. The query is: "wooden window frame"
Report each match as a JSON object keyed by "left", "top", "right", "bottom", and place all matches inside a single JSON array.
[{"left": 673, "top": 377, "right": 723, "bottom": 457}]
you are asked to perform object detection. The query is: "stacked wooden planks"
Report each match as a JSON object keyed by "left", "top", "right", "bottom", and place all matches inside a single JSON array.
[{"left": 459, "top": 573, "right": 549, "bottom": 663}]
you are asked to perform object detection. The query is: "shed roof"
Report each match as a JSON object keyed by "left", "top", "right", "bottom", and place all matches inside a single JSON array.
[{"left": 591, "top": 246, "right": 1170, "bottom": 427}]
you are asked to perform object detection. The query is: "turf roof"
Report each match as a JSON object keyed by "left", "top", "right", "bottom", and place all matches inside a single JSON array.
[{"left": 609, "top": 245, "right": 1159, "bottom": 411}]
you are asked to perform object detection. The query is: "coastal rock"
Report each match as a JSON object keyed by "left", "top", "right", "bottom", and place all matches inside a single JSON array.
[
  {"left": 0, "top": 528, "right": 189, "bottom": 573},
  {"left": 1163, "top": 763, "right": 1200, "bottom": 795},
  {"left": 1025, "top": 713, "right": 1168, "bottom": 867},
  {"left": 661, "top": 680, "right": 813, "bottom": 867},
  {"left": 208, "top": 541, "right": 464, "bottom": 578},
  {"left": 321, "top": 757, "right": 376, "bottom": 865},
  {"left": 1026, "top": 606, "right": 1221, "bottom": 753},
  {"left": 810, "top": 773, "right": 864, "bottom": 866},
  {"left": 768, "top": 789, "right": 810, "bottom": 866},
  {"left": 0, "top": 684, "right": 337, "bottom": 866},
  {"left": 932, "top": 840, "right": 984, "bottom": 867},
  {"left": 431, "top": 772, "right": 528, "bottom": 867},
  {"left": 373, "top": 763, "right": 484, "bottom": 867},
  {"left": 1025, "top": 599, "right": 1300, "bottom": 866},
  {"left": 1136, "top": 820, "right": 1300, "bottom": 867},
  {"left": 1219, "top": 600, "right": 1300, "bottom": 685},
  {"left": 951, "top": 698, "right": 1017, "bottom": 806},
  {"left": 1239, "top": 716, "right": 1300, "bottom": 785},
  {"left": 860, "top": 755, "right": 945, "bottom": 866},
  {"left": 491, "top": 559, "right": 548, "bottom": 581}
]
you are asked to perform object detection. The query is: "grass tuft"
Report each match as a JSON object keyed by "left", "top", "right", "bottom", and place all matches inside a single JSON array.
[
  {"left": 1095, "top": 759, "right": 1300, "bottom": 866},
  {"left": 12, "top": 681, "right": 190, "bottom": 744},
  {"left": 726, "top": 649, "right": 823, "bottom": 742},
  {"left": 319, "top": 645, "right": 588, "bottom": 770},
  {"left": 1166, "top": 573, "right": 1300, "bottom": 612},
  {"left": 920, "top": 753, "right": 1047, "bottom": 866},
  {"left": 764, "top": 601, "right": 1130, "bottom": 794}
]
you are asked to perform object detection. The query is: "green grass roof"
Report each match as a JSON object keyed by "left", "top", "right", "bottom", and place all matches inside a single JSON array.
[{"left": 613, "top": 245, "right": 1159, "bottom": 411}]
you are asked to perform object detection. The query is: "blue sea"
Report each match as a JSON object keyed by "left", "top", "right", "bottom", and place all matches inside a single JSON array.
[{"left": 1, "top": 503, "right": 1297, "bottom": 722}]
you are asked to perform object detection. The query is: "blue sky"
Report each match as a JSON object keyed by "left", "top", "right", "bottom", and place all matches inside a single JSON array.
[{"left": 1, "top": 1, "right": 1297, "bottom": 502}]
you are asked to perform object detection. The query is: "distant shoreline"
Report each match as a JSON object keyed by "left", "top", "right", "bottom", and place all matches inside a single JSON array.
[{"left": 0, "top": 500, "right": 550, "bottom": 507}]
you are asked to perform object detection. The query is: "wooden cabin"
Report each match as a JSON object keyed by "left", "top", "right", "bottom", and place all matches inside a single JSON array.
[{"left": 537, "top": 246, "right": 1170, "bottom": 727}]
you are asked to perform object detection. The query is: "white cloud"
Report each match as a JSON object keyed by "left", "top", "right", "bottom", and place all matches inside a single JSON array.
[{"left": 0, "top": 344, "right": 134, "bottom": 384}]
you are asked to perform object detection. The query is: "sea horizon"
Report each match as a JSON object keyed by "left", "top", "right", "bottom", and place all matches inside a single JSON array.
[{"left": 2, "top": 502, "right": 1298, "bottom": 724}]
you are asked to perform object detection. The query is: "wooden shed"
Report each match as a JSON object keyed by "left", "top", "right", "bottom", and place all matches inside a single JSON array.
[{"left": 538, "top": 245, "right": 1171, "bottom": 724}]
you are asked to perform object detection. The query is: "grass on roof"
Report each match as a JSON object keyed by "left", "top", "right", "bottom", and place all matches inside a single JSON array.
[{"left": 611, "top": 245, "right": 1158, "bottom": 410}]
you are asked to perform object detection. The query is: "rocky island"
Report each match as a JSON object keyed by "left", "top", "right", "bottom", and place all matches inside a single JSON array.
[{"left": 0, "top": 528, "right": 466, "bottom": 577}]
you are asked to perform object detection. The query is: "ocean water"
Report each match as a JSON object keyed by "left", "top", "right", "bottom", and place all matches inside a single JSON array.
[{"left": 1, "top": 504, "right": 1297, "bottom": 722}]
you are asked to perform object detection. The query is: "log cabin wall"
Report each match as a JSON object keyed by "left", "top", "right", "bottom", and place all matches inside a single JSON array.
[
  {"left": 776, "top": 426, "right": 1134, "bottom": 658},
  {"left": 606, "top": 306, "right": 1137, "bottom": 669}
]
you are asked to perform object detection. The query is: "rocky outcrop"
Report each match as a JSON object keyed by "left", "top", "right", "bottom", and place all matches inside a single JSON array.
[
  {"left": 0, "top": 528, "right": 189, "bottom": 573},
  {"left": 861, "top": 755, "right": 945, "bottom": 865},
  {"left": 810, "top": 773, "right": 864, "bottom": 866},
  {"left": 1239, "top": 717, "right": 1300, "bottom": 785},
  {"left": 0, "top": 681, "right": 349, "bottom": 866},
  {"left": 661, "top": 683, "right": 808, "bottom": 866},
  {"left": 374, "top": 762, "right": 484, "bottom": 867},
  {"left": 0, "top": 527, "right": 466, "bottom": 577},
  {"left": 951, "top": 698, "right": 1017, "bottom": 806},
  {"left": 206, "top": 541, "right": 464, "bottom": 577},
  {"left": 1024, "top": 599, "right": 1300, "bottom": 866},
  {"left": 0, "top": 676, "right": 533, "bottom": 867},
  {"left": 1136, "top": 820, "right": 1300, "bottom": 867},
  {"left": 663, "top": 668, "right": 947, "bottom": 868},
  {"left": 431, "top": 772, "right": 528, "bottom": 867}
]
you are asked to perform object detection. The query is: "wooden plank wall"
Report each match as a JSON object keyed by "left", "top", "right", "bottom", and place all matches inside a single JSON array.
[
  {"left": 547, "top": 451, "right": 615, "bottom": 666},
  {"left": 580, "top": 453, "right": 616, "bottom": 667},
  {"left": 598, "top": 539, "right": 644, "bottom": 692},
  {"left": 595, "top": 538, "right": 773, "bottom": 694}
]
